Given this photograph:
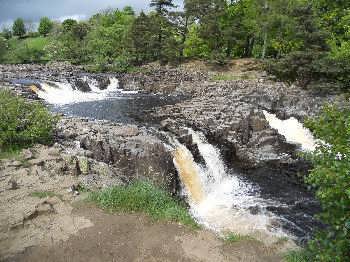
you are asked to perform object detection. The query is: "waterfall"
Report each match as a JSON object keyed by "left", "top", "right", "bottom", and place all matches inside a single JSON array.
[
  {"left": 172, "top": 129, "right": 290, "bottom": 244},
  {"left": 173, "top": 145, "right": 204, "bottom": 203},
  {"left": 263, "top": 111, "right": 317, "bottom": 152},
  {"left": 33, "top": 77, "right": 137, "bottom": 105}
]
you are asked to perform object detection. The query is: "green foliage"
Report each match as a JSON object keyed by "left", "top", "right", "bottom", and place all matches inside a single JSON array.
[
  {"left": 284, "top": 249, "right": 310, "bottom": 262},
  {"left": 3, "top": 37, "right": 50, "bottom": 64},
  {"left": 0, "top": 36, "right": 7, "bottom": 61},
  {"left": 89, "top": 180, "right": 199, "bottom": 229},
  {"left": 12, "top": 18, "right": 26, "bottom": 38},
  {"left": 38, "top": 17, "right": 54, "bottom": 36},
  {"left": 0, "top": 90, "right": 57, "bottom": 151},
  {"left": 62, "top": 19, "right": 78, "bottom": 32},
  {"left": 30, "top": 191, "right": 58, "bottom": 198},
  {"left": 223, "top": 233, "right": 254, "bottom": 243},
  {"left": 183, "top": 24, "right": 210, "bottom": 59},
  {"left": 304, "top": 105, "right": 350, "bottom": 261}
]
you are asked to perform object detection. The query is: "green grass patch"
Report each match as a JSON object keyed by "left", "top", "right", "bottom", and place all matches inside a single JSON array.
[
  {"left": 2, "top": 36, "right": 51, "bottom": 64},
  {"left": 284, "top": 250, "right": 310, "bottom": 262},
  {"left": 30, "top": 191, "right": 58, "bottom": 199},
  {"left": 0, "top": 148, "right": 21, "bottom": 160},
  {"left": 211, "top": 73, "right": 255, "bottom": 81},
  {"left": 89, "top": 181, "right": 199, "bottom": 229},
  {"left": 223, "top": 232, "right": 255, "bottom": 243}
]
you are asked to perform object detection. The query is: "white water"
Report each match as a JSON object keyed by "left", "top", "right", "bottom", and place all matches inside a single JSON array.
[
  {"left": 173, "top": 129, "right": 290, "bottom": 244},
  {"left": 35, "top": 77, "right": 138, "bottom": 105},
  {"left": 263, "top": 111, "right": 317, "bottom": 152}
]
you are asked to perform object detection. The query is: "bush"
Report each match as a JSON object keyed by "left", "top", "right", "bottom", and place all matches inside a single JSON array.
[
  {"left": 266, "top": 52, "right": 350, "bottom": 91},
  {"left": 304, "top": 105, "right": 350, "bottom": 261},
  {"left": 89, "top": 181, "right": 199, "bottom": 229},
  {"left": 38, "top": 17, "right": 54, "bottom": 36},
  {"left": 0, "top": 90, "right": 57, "bottom": 151}
]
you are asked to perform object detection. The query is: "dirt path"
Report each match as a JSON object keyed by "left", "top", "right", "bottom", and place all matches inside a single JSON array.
[{"left": 5, "top": 203, "right": 283, "bottom": 262}]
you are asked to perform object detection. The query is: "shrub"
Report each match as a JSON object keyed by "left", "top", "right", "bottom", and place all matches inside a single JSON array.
[
  {"left": 0, "top": 90, "right": 57, "bottom": 151},
  {"left": 304, "top": 105, "right": 350, "bottom": 261},
  {"left": 89, "top": 180, "right": 199, "bottom": 229}
]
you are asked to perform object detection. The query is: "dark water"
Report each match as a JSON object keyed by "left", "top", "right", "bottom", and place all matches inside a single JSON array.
[
  {"left": 233, "top": 168, "right": 322, "bottom": 245},
  {"left": 50, "top": 94, "right": 183, "bottom": 124}
]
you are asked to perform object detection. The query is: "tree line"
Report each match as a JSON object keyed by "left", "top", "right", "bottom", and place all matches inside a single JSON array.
[{"left": 0, "top": 0, "right": 349, "bottom": 89}]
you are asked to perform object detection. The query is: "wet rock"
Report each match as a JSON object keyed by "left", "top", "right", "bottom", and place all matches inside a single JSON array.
[
  {"left": 94, "top": 76, "right": 110, "bottom": 90},
  {"left": 74, "top": 79, "right": 91, "bottom": 92}
]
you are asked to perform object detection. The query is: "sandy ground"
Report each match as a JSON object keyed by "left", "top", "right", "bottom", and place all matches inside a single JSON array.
[{"left": 5, "top": 203, "right": 284, "bottom": 262}]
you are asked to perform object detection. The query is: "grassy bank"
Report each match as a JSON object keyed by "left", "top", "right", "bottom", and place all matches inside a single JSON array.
[
  {"left": 89, "top": 181, "right": 199, "bottom": 229},
  {"left": 2, "top": 36, "right": 50, "bottom": 64}
]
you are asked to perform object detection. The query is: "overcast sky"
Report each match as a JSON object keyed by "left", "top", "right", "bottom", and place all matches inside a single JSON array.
[{"left": 0, "top": 0, "right": 182, "bottom": 28}]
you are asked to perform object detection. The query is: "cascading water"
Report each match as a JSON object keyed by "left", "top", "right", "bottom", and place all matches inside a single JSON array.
[
  {"left": 34, "top": 77, "right": 138, "bottom": 105},
  {"left": 173, "top": 129, "right": 292, "bottom": 245},
  {"left": 263, "top": 111, "right": 317, "bottom": 152}
]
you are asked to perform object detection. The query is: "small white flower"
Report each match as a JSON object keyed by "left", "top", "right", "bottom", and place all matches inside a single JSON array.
[{"left": 335, "top": 152, "right": 343, "bottom": 160}]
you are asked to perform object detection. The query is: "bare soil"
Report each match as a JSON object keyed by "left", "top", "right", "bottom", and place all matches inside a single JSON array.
[{"left": 5, "top": 203, "right": 284, "bottom": 262}]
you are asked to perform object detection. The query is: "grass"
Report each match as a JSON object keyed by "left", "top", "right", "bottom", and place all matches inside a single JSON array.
[
  {"left": 284, "top": 250, "right": 310, "bottom": 262},
  {"left": 223, "top": 232, "right": 255, "bottom": 243},
  {"left": 89, "top": 181, "right": 199, "bottom": 229},
  {"left": 211, "top": 73, "right": 255, "bottom": 81},
  {"left": 2, "top": 36, "right": 51, "bottom": 64},
  {"left": 30, "top": 191, "right": 59, "bottom": 199},
  {"left": 0, "top": 148, "right": 21, "bottom": 160}
]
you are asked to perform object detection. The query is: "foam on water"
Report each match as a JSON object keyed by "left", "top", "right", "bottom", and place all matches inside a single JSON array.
[
  {"left": 263, "top": 111, "right": 317, "bottom": 152},
  {"left": 36, "top": 77, "right": 138, "bottom": 105},
  {"left": 173, "top": 129, "right": 290, "bottom": 244}
]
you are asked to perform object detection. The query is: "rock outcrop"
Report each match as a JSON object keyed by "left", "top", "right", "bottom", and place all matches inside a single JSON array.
[{"left": 56, "top": 118, "right": 178, "bottom": 193}]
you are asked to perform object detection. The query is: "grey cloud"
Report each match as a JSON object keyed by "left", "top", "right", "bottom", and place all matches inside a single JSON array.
[{"left": 0, "top": 0, "right": 182, "bottom": 25}]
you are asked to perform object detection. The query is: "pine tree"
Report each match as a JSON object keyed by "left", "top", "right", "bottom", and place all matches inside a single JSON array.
[
  {"left": 149, "top": 0, "right": 176, "bottom": 62},
  {"left": 150, "top": 0, "right": 176, "bottom": 15}
]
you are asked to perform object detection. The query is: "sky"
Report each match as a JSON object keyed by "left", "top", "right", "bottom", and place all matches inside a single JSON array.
[{"left": 0, "top": 0, "right": 182, "bottom": 29}]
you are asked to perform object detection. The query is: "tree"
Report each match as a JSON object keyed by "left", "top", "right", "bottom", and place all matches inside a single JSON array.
[
  {"left": 169, "top": 11, "right": 191, "bottom": 59},
  {"left": 149, "top": 0, "right": 177, "bottom": 61},
  {"left": 12, "top": 18, "right": 26, "bottom": 38},
  {"left": 62, "top": 19, "right": 78, "bottom": 32},
  {"left": 38, "top": 17, "right": 53, "bottom": 36},
  {"left": 150, "top": 0, "right": 176, "bottom": 15},
  {"left": 184, "top": 0, "right": 228, "bottom": 62},
  {"left": 130, "top": 11, "right": 158, "bottom": 64}
]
